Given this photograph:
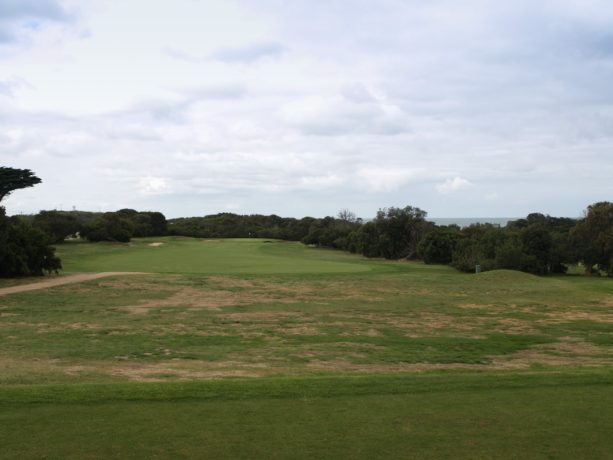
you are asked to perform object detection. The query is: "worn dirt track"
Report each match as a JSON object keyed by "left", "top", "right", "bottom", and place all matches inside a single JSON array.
[{"left": 0, "top": 272, "right": 149, "bottom": 296}]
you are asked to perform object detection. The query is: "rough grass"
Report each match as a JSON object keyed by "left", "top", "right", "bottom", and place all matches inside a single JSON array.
[
  {"left": 2, "top": 264, "right": 611, "bottom": 383},
  {"left": 1, "top": 238, "right": 612, "bottom": 458}
]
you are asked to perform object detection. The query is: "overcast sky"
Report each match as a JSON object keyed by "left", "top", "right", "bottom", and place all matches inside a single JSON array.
[{"left": 1, "top": 0, "right": 612, "bottom": 219}]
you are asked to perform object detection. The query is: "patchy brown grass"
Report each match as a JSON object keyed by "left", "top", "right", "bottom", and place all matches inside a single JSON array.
[
  {"left": 208, "top": 276, "right": 387, "bottom": 301},
  {"left": 277, "top": 326, "right": 325, "bottom": 336},
  {"left": 305, "top": 359, "right": 489, "bottom": 373},
  {"left": 601, "top": 296, "right": 613, "bottom": 307},
  {"left": 109, "top": 360, "right": 275, "bottom": 381},
  {"left": 3, "top": 271, "right": 613, "bottom": 383},
  {"left": 96, "top": 279, "right": 171, "bottom": 291},
  {"left": 117, "top": 275, "right": 398, "bottom": 315},
  {"left": 492, "top": 338, "right": 613, "bottom": 369},
  {"left": 543, "top": 311, "right": 613, "bottom": 323}
]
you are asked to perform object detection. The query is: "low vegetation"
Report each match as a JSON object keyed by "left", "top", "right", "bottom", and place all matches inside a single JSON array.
[
  {"left": 1, "top": 166, "right": 612, "bottom": 458},
  {"left": 1, "top": 237, "right": 612, "bottom": 458}
]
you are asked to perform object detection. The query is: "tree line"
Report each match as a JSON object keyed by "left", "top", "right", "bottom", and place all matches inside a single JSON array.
[
  {"left": 167, "top": 203, "right": 612, "bottom": 276},
  {"left": 1, "top": 166, "right": 611, "bottom": 277}
]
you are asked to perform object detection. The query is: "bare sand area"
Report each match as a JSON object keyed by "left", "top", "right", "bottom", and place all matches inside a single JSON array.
[{"left": 0, "top": 272, "right": 148, "bottom": 296}]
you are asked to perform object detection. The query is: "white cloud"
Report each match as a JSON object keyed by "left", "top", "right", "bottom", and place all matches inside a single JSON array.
[
  {"left": 298, "top": 174, "right": 344, "bottom": 189},
  {"left": 436, "top": 177, "right": 473, "bottom": 194},
  {"left": 137, "top": 177, "right": 172, "bottom": 196},
  {"left": 357, "top": 167, "right": 420, "bottom": 192},
  {"left": 1, "top": 0, "right": 612, "bottom": 218},
  {"left": 281, "top": 92, "right": 409, "bottom": 136},
  {"left": 210, "top": 42, "right": 285, "bottom": 63}
]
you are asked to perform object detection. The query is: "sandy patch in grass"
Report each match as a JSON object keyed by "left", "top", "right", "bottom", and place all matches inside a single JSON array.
[
  {"left": 601, "top": 296, "right": 613, "bottom": 307},
  {"left": 0, "top": 355, "right": 89, "bottom": 383},
  {"left": 97, "top": 279, "right": 172, "bottom": 291},
  {"left": 334, "top": 312, "right": 481, "bottom": 335},
  {"left": 0, "top": 272, "right": 149, "bottom": 296},
  {"left": 76, "top": 276, "right": 417, "bottom": 318},
  {"left": 63, "top": 365, "right": 93, "bottom": 376},
  {"left": 110, "top": 360, "right": 273, "bottom": 381},
  {"left": 121, "top": 287, "right": 313, "bottom": 315},
  {"left": 120, "top": 275, "right": 391, "bottom": 315},
  {"left": 459, "top": 303, "right": 499, "bottom": 310},
  {"left": 548, "top": 338, "right": 605, "bottom": 355},
  {"left": 64, "top": 322, "right": 105, "bottom": 331},
  {"left": 148, "top": 242, "right": 164, "bottom": 247},
  {"left": 220, "top": 311, "right": 305, "bottom": 321},
  {"left": 207, "top": 277, "right": 386, "bottom": 301},
  {"left": 543, "top": 311, "right": 613, "bottom": 323},
  {"left": 490, "top": 317, "right": 541, "bottom": 334},
  {"left": 305, "top": 359, "right": 488, "bottom": 373},
  {"left": 492, "top": 338, "right": 613, "bottom": 369},
  {"left": 277, "top": 325, "right": 325, "bottom": 335}
]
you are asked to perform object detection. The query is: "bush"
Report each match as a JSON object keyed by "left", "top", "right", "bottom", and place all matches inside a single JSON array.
[
  {"left": 82, "top": 213, "right": 134, "bottom": 242},
  {"left": 418, "top": 227, "right": 461, "bottom": 264},
  {"left": 0, "top": 208, "right": 61, "bottom": 277}
]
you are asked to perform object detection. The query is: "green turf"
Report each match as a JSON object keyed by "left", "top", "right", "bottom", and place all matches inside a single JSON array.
[
  {"left": 55, "top": 237, "right": 380, "bottom": 275},
  {"left": 1, "top": 371, "right": 612, "bottom": 459},
  {"left": 2, "top": 238, "right": 613, "bottom": 458}
]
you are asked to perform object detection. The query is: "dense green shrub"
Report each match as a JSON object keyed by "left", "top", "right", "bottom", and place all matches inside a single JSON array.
[
  {"left": 418, "top": 226, "right": 461, "bottom": 264},
  {"left": 82, "top": 213, "right": 135, "bottom": 243},
  {"left": 0, "top": 208, "right": 61, "bottom": 277}
]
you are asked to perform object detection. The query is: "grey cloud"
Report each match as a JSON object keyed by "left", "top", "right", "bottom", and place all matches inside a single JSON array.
[
  {"left": 340, "top": 84, "right": 376, "bottom": 103},
  {"left": 0, "top": 0, "right": 68, "bottom": 20},
  {"left": 163, "top": 48, "right": 205, "bottom": 63},
  {"left": 0, "top": 0, "right": 73, "bottom": 45},
  {"left": 0, "top": 78, "right": 30, "bottom": 97},
  {"left": 0, "top": 28, "right": 14, "bottom": 43},
  {"left": 188, "top": 85, "right": 248, "bottom": 100},
  {"left": 166, "top": 42, "right": 285, "bottom": 64},
  {"left": 115, "top": 84, "right": 249, "bottom": 125},
  {"left": 0, "top": 80, "right": 14, "bottom": 96},
  {"left": 283, "top": 91, "right": 410, "bottom": 137},
  {"left": 211, "top": 42, "right": 285, "bottom": 63},
  {"left": 2, "top": 0, "right": 613, "bottom": 219},
  {"left": 298, "top": 116, "right": 407, "bottom": 137}
]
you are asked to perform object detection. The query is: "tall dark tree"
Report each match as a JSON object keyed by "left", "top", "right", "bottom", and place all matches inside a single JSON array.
[
  {"left": 373, "top": 206, "right": 431, "bottom": 259},
  {"left": 0, "top": 214, "right": 61, "bottom": 277},
  {"left": 0, "top": 168, "right": 61, "bottom": 277},
  {"left": 33, "top": 210, "right": 80, "bottom": 243},
  {"left": 571, "top": 202, "right": 613, "bottom": 275},
  {"left": 418, "top": 226, "right": 462, "bottom": 264},
  {"left": 82, "top": 213, "right": 134, "bottom": 243},
  {"left": 519, "top": 225, "right": 553, "bottom": 275},
  {"left": 0, "top": 167, "right": 42, "bottom": 203}
]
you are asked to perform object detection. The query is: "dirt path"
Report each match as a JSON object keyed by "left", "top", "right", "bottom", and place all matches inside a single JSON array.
[{"left": 0, "top": 272, "right": 149, "bottom": 296}]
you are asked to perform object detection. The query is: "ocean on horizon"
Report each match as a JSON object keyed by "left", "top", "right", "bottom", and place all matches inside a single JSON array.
[{"left": 428, "top": 217, "right": 520, "bottom": 228}]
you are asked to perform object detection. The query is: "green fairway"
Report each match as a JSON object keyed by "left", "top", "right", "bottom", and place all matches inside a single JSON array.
[
  {"left": 55, "top": 237, "right": 376, "bottom": 275},
  {"left": 1, "top": 237, "right": 612, "bottom": 458}
]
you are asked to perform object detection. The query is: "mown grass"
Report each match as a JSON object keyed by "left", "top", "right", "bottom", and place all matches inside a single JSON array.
[
  {"left": 1, "top": 371, "right": 613, "bottom": 459},
  {"left": 55, "top": 237, "right": 380, "bottom": 275},
  {"left": 1, "top": 238, "right": 612, "bottom": 458}
]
